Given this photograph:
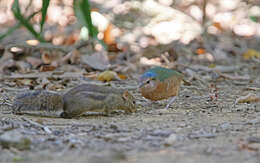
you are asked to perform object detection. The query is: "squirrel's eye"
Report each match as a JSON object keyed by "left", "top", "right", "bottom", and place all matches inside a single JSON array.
[{"left": 133, "top": 101, "right": 136, "bottom": 104}]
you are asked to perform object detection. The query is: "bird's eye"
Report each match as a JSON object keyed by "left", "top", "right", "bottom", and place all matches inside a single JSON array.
[
  {"left": 146, "top": 80, "right": 150, "bottom": 84},
  {"left": 133, "top": 101, "right": 136, "bottom": 104}
]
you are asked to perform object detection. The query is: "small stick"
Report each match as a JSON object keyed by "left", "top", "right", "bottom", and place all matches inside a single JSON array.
[
  {"left": 244, "top": 87, "right": 260, "bottom": 91},
  {"left": 21, "top": 117, "right": 52, "bottom": 134},
  {"left": 215, "top": 70, "right": 250, "bottom": 80}
]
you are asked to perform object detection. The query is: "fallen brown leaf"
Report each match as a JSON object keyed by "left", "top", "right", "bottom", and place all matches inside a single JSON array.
[
  {"left": 196, "top": 48, "right": 206, "bottom": 55},
  {"left": 81, "top": 52, "right": 110, "bottom": 70},
  {"left": 117, "top": 73, "right": 127, "bottom": 80},
  {"left": 15, "top": 79, "right": 35, "bottom": 87},
  {"left": 40, "top": 65, "right": 56, "bottom": 72},
  {"left": 236, "top": 93, "right": 260, "bottom": 104},
  {"left": 212, "top": 22, "right": 224, "bottom": 32},
  {"left": 103, "top": 24, "right": 115, "bottom": 46}
]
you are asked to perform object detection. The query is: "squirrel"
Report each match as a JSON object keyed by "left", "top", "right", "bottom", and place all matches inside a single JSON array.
[{"left": 12, "top": 84, "right": 137, "bottom": 118}]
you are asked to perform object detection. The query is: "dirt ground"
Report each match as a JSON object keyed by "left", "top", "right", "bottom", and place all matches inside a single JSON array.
[
  {"left": 0, "top": 0, "right": 260, "bottom": 162},
  {"left": 0, "top": 63, "right": 260, "bottom": 163}
]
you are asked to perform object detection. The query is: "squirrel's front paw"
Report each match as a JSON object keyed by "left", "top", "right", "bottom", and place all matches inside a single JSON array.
[{"left": 60, "top": 112, "right": 73, "bottom": 119}]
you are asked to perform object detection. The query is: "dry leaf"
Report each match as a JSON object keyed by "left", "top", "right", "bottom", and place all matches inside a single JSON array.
[
  {"left": 196, "top": 48, "right": 206, "bottom": 55},
  {"left": 15, "top": 79, "right": 34, "bottom": 87},
  {"left": 103, "top": 24, "right": 115, "bottom": 45},
  {"left": 236, "top": 93, "right": 260, "bottom": 104},
  {"left": 40, "top": 65, "right": 56, "bottom": 72},
  {"left": 243, "top": 49, "right": 260, "bottom": 60},
  {"left": 47, "top": 83, "right": 64, "bottom": 91},
  {"left": 212, "top": 22, "right": 224, "bottom": 32},
  {"left": 117, "top": 73, "right": 127, "bottom": 80},
  {"left": 81, "top": 52, "right": 110, "bottom": 70},
  {"left": 103, "top": 24, "right": 121, "bottom": 52},
  {"left": 97, "top": 70, "right": 119, "bottom": 82}
]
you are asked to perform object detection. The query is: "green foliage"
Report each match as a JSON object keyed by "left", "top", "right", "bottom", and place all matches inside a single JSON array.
[
  {"left": 249, "top": 16, "right": 258, "bottom": 23},
  {"left": 74, "top": 0, "right": 107, "bottom": 49},
  {"left": 40, "top": 0, "right": 50, "bottom": 33},
  {"left": 1, "top": 0, "right": 106, "bottom": 49},
  {"left": 0, "top": 9, "right": 41, "bottom": 41},
  {"left": 74, "top": 0, "right": 98, "bottom": 38},
  {"left": 11, "top": 0, "right": 46, "bottom": 42}
]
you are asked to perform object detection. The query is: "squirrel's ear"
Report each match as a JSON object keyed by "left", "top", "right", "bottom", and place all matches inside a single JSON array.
[{"left": 122, "top": 91, "right": 129, "bottom": 100}]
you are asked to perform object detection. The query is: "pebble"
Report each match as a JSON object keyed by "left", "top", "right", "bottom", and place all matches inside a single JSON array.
[{"left": 164, "top": 133, "right": 178, "bottom": 145}]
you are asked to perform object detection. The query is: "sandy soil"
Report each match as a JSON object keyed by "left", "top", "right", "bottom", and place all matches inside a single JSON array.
[{"left": 0, "top": 65, "right": 260, "bottom": 163}]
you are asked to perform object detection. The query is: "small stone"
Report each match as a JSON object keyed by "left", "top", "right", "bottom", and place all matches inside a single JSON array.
[{"left": 164, "top": 133, "right": 178, "bottom": 145}]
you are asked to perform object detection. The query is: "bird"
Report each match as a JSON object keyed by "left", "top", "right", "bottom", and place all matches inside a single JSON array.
[{"left": 139, "top": 67, "right": 183, "bottom": 109}]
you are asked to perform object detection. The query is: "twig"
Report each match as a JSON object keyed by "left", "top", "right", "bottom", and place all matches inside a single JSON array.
[
  {"left": 202, "top": 0, "right": 207, "bottom": 25},
  {"left": 244, "top": 87, "right": 260, "bottom": 91},
  {"left": 215, "top": 71, "right": 250, "bottom": 80},
  {"left": 21, "top": 117, "right": 52, "bottom": 134},
  {"left": 246, "top": 117, "right": 260, "bottom": 125}
]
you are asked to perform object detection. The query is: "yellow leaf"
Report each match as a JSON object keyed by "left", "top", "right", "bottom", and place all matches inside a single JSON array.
[
  {"left": 243, "top": 49, "right": 260, "bottom": 60},
  {"left": 97, "top": 70, "right": 117, "bottom": 82}
]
